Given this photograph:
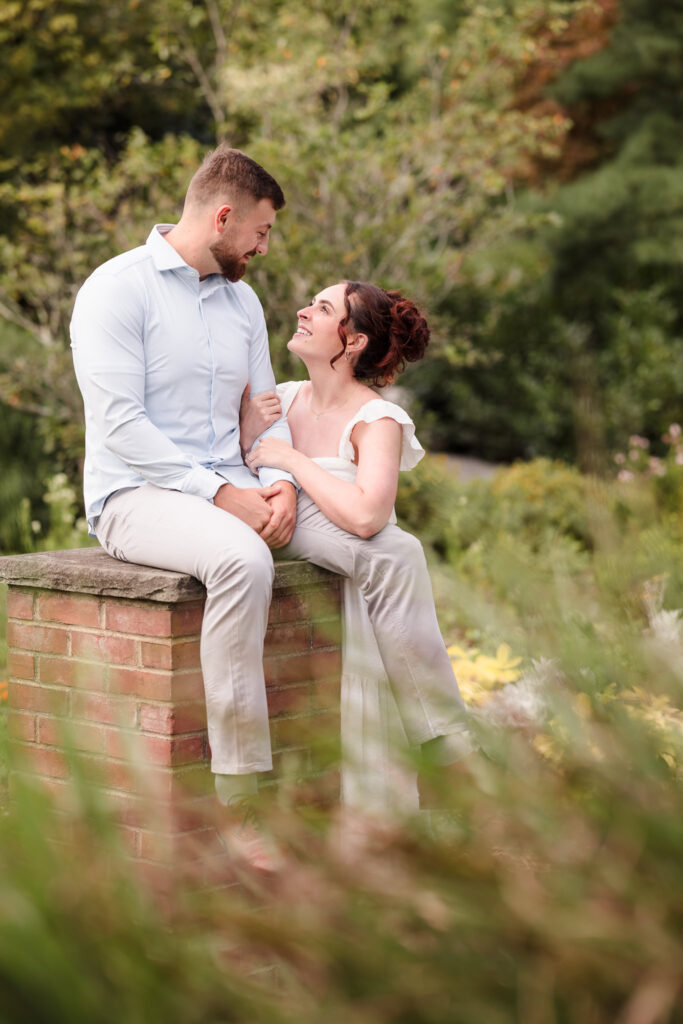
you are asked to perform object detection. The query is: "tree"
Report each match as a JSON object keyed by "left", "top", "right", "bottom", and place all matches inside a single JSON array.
[
  {"left": 412, "top": 0, "right": 683, "bottom": 465},
  {"left": 0, "top": 0, "right": 574, "bottom": 478}
]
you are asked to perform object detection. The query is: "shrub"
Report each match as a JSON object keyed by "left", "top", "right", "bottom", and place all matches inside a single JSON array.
[{"left": 397, "top": 454, "right": 606, "bottom": 564}]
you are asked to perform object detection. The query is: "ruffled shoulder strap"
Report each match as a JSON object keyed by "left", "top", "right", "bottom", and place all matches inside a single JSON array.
[
  {"left": 340, "top": 399, "right": 425, "bottom": 471},
  {"left": 276, "top": 380, "right": 305, "bottom": 415}
]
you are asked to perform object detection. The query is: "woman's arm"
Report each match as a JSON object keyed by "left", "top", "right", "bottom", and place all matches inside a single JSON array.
[{"left": 246, "top": 418, "right": 402, "bottom": 538}]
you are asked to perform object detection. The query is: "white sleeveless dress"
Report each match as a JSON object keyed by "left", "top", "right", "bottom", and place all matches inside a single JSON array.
[{"left": 277, "top": 381, "right": 425, "bottom": 813}]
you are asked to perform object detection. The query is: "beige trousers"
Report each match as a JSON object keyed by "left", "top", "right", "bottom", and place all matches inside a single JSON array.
[
  {"left": 96, "top": 484, "right": 274, "bottom": 774},
  {"left": 96, "top": 484, "right": 468, "bottom": 775}
]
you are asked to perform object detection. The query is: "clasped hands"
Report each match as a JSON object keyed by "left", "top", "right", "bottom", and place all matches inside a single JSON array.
[
  {"left": 214, "top": 480, "right": 296, "bottom": 549},
  {"left": 213, "top": 383, "right": 296, "bottom": 548}
]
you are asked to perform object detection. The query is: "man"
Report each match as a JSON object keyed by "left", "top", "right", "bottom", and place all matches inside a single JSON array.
[{"left": 71, "top": 146, "right": 296, "bottom": 869}]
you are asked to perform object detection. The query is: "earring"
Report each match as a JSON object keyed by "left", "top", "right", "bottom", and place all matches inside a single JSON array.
[{"left": 344, "top": 350, "right": 351, "bottom": 362}]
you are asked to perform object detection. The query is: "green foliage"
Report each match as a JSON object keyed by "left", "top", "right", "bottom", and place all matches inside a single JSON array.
[
  {"left": 195, "top": 0, "right": 574, "bottom": 379},
  {"left": 35, "top": 474, "right": 92, "bottom": 552},
  {"left": 612, "top": 424, "right": 683, "bottom": 518},
  {"left": 0, "top": 469, "right": 92, "bottom": 560},
  {"left": 397, "top": 450, "right": 683, "bottom": 644},
  {"left": 0, "top": 560, "right": 682, "bottom": 1022},
  {"left": 0, "top": 0, "right": 681, "bottom": 488},
  {"left": 488, "top": 457, "right": 599, "bottom": 548},
  {"left": 0, "top": 132, "right": 204, "bottom": 464},
  {"left": 0, "top": 329, "right": 55, "bottom": 554},
  {"left": 411, "top": 0, "right": 683, "bottom": 461},
  {"left": 397, "top": 453, "right": 598, "bottom": 557},
  {"left": 0, "top": 9, "right": 681, "bottom": 1013},
  {"left": 0, "top": 468, "right": 681, "bottom": 1024},
  {"left": 0, "top": 0, "right": 213, "bottom": 168},
  {"left": 0, "top": 0, "right": 576, "bottom": 479},
  {"left": 0, "top": 451, "right": 41, "bottom": 555},
  {"left": 0, "top": 711, "right": 5, "bottom": 805},
  {"left": 0, "top": 784, "right": 293, "bottom": 1024}
]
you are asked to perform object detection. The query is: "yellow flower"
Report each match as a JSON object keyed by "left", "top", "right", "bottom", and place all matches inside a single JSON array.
[
  {"left": 532, "top": 733, "right": 561, "bottom": 764},
  {"left": 448, "top": 641, "right": 523, "bottom": 705},
  {"left": 574, "top": 692, "right": 593, "bottom": 720}
]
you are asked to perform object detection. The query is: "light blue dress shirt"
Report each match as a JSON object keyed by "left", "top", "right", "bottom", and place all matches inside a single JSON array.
[{"left": 70, "top": 225, "right": 295, "bottom": 533}]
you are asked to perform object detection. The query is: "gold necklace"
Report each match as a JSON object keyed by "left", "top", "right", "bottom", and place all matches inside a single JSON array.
[{"left": 308, "top": 391, "right": 354, "bottom": 420}]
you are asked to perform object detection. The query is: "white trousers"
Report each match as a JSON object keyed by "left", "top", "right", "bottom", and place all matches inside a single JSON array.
[
  {"left": 96, "top": 484, "right": 469, "bottom": 776},
  {"left": 281, "top": 492, "right": 468, "bottom": 750}
]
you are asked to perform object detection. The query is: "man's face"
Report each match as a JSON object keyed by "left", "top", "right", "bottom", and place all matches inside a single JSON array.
[{"left": 210, "top": 198, "right": 276, "bottom": 281}]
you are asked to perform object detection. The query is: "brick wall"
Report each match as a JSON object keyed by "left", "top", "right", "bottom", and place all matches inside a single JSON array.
[{"left": 0, "top": 548, "right": 342, "bottom": 888}]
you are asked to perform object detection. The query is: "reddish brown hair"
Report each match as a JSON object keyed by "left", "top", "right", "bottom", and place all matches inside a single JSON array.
[{"left": 332, "top": 281, "right": 430, "bottom": 386}]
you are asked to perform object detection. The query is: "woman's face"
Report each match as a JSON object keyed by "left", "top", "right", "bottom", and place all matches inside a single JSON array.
[{"left": 288, "top": 282, "right": 349, "bottom": 363}]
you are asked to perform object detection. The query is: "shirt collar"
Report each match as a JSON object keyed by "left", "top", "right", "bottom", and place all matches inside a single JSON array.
[
  {"left": 146, "top": 225, "right": 231, "bottom": 293},
  {"left": 146, "top": 224, "right": 198, "bottom": 274}
]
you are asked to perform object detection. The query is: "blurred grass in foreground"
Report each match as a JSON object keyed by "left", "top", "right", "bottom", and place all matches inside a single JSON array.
[
  {"left": 0, "top": 453, "right": 681, "bottom": 1021},
  {"left": 0, "top": 638, "right": 681, "bottom": 1022}
]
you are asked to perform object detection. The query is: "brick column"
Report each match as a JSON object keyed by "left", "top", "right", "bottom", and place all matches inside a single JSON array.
[{"left": 0, "top": 548, "right": 341, "bottom": 886}]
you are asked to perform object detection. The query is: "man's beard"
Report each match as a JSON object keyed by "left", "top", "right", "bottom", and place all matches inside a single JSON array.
[{"left": 209, "top": 233, "right": 256, "bottom": 282}]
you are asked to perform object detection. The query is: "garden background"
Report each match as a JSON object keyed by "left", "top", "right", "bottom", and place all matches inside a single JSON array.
[{"left": 0, "top": 1, "right": 682, "bottom": 1021}]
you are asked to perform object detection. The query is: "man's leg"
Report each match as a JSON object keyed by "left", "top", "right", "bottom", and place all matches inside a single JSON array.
[
  {"left": 96, "top": 484, "right": 274, "bottom": 774},
  {"left": 280, "top": 494, "right": 471, "bottom": 754}
]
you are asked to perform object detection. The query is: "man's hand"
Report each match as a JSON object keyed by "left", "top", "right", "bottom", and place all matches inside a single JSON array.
[
  {"left": 239, "top": 383, "right": 282, "bottom": 456},
  {"left": 259, "top": 482, "right": 297, "bottom": 549},
  {"left": 214, "top": 482, "right": 281, "bottom": 534}
]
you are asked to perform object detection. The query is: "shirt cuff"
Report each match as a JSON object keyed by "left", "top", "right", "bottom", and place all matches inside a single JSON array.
[
  {"left": 181, "top": 466, "right": 227, "bottom": 500},
  {"left": 258, "top": 467, "right": 298, "bottom": 490}
]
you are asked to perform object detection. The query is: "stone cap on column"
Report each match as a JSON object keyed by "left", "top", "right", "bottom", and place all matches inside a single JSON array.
[{"left": 0, "top": 547, "right": 337, "bottom": 603}]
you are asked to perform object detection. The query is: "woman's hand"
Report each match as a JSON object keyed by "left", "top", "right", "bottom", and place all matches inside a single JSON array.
[
  {"left": 239, "top": 384, "right": 282, "bottom": 455},
  {"left": 246, "top": 436, "right": 297, "bottom": 474}
]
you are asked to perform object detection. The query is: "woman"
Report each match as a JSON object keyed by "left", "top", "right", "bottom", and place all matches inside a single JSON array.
[{"left": 241, "top": 281, "right": 473, "bottom": 813}]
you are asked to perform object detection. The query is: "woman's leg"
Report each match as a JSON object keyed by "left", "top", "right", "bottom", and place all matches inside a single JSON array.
[{"left": 280, "top": 494, "right": 471, "bottom": 751}]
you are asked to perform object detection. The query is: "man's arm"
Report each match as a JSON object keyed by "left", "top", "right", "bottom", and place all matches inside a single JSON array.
[
  {"left": 71, "top": 273, "right": 225, "bottom": 500},
  {"left": 238, "top": 292, "right": 297, "bottom": 546},
  {"left": 243, "top": 294, "right": 297, "bottom": 490}
]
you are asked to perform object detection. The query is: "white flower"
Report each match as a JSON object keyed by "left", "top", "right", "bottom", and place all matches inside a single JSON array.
[
  {"left": 642, "top": 580, "right": 683, "bottom": 665},
  {"left": 648, "top": 609, "right": 683, "bottom": 649},
  {"left": 475, "top": 658, "right": 563, "bottom": 730}
]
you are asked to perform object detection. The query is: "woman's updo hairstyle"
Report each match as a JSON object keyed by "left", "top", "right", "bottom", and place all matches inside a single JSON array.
[{"left": 331, "top": 281, "right": 430, "bottom": 387}]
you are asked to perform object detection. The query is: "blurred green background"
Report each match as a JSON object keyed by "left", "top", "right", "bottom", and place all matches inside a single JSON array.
[
  {"left": 0, "top": 0, "right": 682, "bottom": 548},
  {"left": 0, "top": 1, "right": 682, "bottom": 1020}
]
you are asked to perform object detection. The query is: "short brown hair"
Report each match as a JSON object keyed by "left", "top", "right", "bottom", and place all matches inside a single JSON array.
[{"left": 185, "top": 145, "right": 285, "bottom": 212}]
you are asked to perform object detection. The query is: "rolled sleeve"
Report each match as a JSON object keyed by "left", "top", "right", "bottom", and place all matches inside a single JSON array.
[{"left": 244, "top": 296, "right": 297, "bottom": 490}]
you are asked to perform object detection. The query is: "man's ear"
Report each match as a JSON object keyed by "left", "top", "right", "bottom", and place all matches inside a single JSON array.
[{"left": 214, "top": 204, "right": 233, "bottom": 232}]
